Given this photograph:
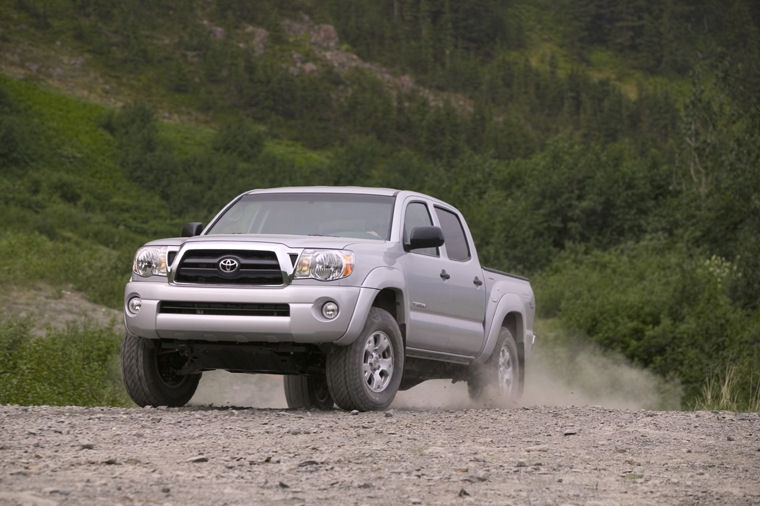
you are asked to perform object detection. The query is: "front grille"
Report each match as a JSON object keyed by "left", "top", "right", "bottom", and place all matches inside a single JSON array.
[
  {"left": 174, "top": 249, "right": 283, "bottom": 285},
  {"left": 159, "top": 301, "right": 290, "bottom": 317}
]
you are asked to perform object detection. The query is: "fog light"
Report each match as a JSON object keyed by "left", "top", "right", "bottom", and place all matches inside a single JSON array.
[
  {"left": 127, "top": 296, "right": 142, "bottom": 315},
  {"left": 321, "top": 301, "right": 339, "bottom": 320}
]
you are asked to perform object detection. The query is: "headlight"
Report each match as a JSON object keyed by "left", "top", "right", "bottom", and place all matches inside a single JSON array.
[
  {"left": 133, "top": 246, "right": 168, "bottom": 277},
  {"left": 294, "top": 249, "right": 354, "bottom": 281}
]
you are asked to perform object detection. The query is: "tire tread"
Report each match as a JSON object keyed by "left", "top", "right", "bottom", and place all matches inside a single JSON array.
[{"left": 326, "top": 308, "right": 403, "bottom": 411}]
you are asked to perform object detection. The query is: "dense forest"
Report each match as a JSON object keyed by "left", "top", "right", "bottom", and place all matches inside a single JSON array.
[{"left": 1, "top": 0, "right": 758, "bottom": 409}]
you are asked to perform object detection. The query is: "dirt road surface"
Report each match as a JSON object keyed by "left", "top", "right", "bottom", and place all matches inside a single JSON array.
[
  {"left": 1, "top": 287, "right": 757, "bottom": 504},
  {"left": 1, "top": 404, "right": 758, "bottom": 505}
]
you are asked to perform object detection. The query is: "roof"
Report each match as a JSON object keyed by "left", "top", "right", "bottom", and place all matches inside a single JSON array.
[
  {"left": 239, "top": 186, "right": 455, "bottom": 211},
  {"left": 244, "top": 186, "right": 399, "bottom": 197}
]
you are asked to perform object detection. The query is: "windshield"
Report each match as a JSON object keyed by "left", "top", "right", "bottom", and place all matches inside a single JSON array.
[{"left": 207, "top": 192, "right": 395, "bottom": 240}]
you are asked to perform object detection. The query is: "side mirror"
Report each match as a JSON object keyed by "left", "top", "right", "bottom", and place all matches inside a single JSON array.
[
  {"left": 181, "top": 222, "right": 204, "bottom": 237},
  {"left": 406, "top": 226, "right": 444, "bottom": 251}
]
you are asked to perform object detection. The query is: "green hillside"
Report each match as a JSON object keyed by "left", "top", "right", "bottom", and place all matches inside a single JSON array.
[{"left": 1, "top": 0, "right": 758, "bottom": 409}]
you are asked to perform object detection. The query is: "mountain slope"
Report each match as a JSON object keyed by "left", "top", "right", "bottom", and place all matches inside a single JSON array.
[{"left": 1, "top": 0, "right": 758, "bottom": 409}]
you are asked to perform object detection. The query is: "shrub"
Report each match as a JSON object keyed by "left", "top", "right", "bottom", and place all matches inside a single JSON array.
[
  {"left": 0, "top": 317, "right": 129, "bottom": 406},
  {"left": 212, "top": 116, "right": 267, "bottom": 162},
  {"left": 535, "top": 240, "right": 760, "bottom": 409}
]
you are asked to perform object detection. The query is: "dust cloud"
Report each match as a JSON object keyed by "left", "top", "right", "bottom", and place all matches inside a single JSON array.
[
  {"left": 189, "top": 340, "right": 682, "bottom": 410},
  {"left": 520, "top": 340, "right": 682, "bottom": 410},
  {"left": 190, "top": 371, "right": 287, "bottom": 408},
  {"left": 395, "top": 340, "right": 682, "bottom": 411}
]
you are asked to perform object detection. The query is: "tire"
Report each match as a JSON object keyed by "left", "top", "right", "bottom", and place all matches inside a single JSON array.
[
  {"left": 120, "top": 332, "right": 201, "bottom": 407},
  {"left": 283, "top": 374, "right": 334, "bottom": 410},
  {"left": 467, "top": 327, "right": 522, "bottom": 405},
  {"left": 326, "top": 307, "right": 404, "bottom": 412}
]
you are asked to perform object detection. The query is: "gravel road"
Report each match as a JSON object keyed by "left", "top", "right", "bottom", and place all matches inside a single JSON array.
[
  {"left": 1, "top": 403, "right": 758, "bottom": 505},
  {"left": 1, "top": 287, "right": 757, "bottom": 504}
]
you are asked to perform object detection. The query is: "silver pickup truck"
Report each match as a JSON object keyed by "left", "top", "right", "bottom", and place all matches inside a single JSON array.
[{"left": 121, "top": 187, "right": 535, "bottom": 411}]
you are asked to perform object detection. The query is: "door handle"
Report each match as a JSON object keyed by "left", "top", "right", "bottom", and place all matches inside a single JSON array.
[
  {"left": 473, "top": 276, "right": 483, "bottom": 286},
  {"left": 440, "top": 269, "right": 450, "bottom": 280}
]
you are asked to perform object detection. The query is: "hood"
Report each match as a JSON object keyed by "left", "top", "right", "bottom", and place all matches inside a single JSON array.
[{"left": 149, "top": 234, "right": 386, "bottom": 250}]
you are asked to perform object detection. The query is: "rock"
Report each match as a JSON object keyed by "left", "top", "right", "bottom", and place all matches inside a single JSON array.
[
  {"left": 458, "top": 488, "right": 470, "bottom": 497},
  {"left": 246, "top": 26, "right": 269, "bottom": 55},
  {"left": 209, "top": 26, "right": 225, "bottom": 39},
  {"left": 311, "top": 24, "right": 339, "bottom": 49},
  {"left": 188, "top": 456, "right": 209, "bottom": 463},
  {"left": 463, "top": 473, "right": 489, "bottom": 483},
  {"left": 46, "top": 489, "right": 70, "bottom": 496},
  {"left": 281, "top": 17, "right": 338, "bottom": 49},
  {"left": 385, "top": 410, "right": 395, "bottom": 418},
  {"left": 350, "top": 410, "right": 359, "bottom": 416}
]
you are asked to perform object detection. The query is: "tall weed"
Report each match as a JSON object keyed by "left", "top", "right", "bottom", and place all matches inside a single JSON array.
[{"left": 0, "top": 316, "right": 129, "bottom": 406}]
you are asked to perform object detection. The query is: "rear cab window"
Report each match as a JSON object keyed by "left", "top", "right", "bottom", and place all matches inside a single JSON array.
[{"left": 434, "top": 206, "right": 471, "bottom": 261}]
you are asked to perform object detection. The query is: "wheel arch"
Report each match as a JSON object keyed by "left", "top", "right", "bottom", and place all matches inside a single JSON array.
[
  {"left": 476, "top": 293, "right": 527, "bottom": 365},
  {"left": 371, "top": 287, "right": 406, "bottom": 346},
  {"left": 334, "top": 266, "right": 406, "bottom": 346}
]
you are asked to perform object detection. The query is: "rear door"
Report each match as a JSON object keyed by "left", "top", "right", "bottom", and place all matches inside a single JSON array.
[{"left": 432, "top": 205, "right": 487, "bottom": 356}]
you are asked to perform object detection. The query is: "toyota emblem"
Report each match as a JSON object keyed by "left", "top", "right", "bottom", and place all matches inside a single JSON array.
[{"left": 218, "top": 257, "right": 240, "bottom": 273}]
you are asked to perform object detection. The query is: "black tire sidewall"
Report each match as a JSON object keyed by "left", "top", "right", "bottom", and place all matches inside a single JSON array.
[
  {"left": 468, "top": 328, "right": 522, "bottom": 403},
  {"left": 354, "top": 308, "right": 404, "bottom": 408},
  {"left": 494, "top": 329, "right": 521, "bottom": 400},
  {"left": 306, "top": 375, "right": 334, "bottom": 409},
  {"left": 121, "top": 332, "right": 200, "bottom": 407},
  {"left": 327, "top": 307, "right": 404, "bottom": 411},
  {"left": 284, "top": 374, "right": 334, "bottom": 410}
]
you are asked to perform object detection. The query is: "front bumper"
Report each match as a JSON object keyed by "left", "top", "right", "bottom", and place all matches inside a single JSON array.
[{"left": 124, "top": 281, "right": 376, "bottom": 344}]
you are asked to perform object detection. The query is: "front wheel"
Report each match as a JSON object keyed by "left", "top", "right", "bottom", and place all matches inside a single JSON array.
[
  {"left": 283, "top": 374, "right": 334, "bottom": 410},
  {"left": 468, "top": 327, "right": 522, "bottom": 405},
  {"left": 120, "top": 332, "right": 200, "bottom": 407},
  {"left": 326, "top": 307, "right": 404, "bottom": 411}
]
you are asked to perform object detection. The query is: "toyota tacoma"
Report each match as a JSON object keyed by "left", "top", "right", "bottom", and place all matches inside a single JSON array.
[{"left": 121, "top": 187, "right": 535, "bottom": 411}]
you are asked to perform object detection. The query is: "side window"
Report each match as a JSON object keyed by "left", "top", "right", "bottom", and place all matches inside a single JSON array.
[
  {"left": 434, "top": 207, "right": 471, "bottom": 261},
  {"left": 404, "top": 202, "right": 438, "bottom": 256}
]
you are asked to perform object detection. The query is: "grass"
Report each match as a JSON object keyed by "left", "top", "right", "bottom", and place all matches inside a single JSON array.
[
  {"left": 694, "top": 366, "right": 760, "bottom": 412},
  {"left": 0, "top": 316, "right": 130, "bottom": 407},
  {"left": 266, "top": 138, "right": 331, "bottom": 169},
  {"left": 1, "top": 72, "right": 335, "bottom": 310}
]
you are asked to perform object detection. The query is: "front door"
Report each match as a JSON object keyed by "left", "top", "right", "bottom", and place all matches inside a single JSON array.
[{"left": 401, "top": 200, "right": 454, "bottom": 353}]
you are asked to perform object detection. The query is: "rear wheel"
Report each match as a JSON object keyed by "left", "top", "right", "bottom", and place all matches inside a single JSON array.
[
  {"left": 326, "top": 307, "right": 404, "bottom": 411},
  {"left": 468, "top": 327, "right": 522, "bottom": 405},
  {"left": 120, "top": 332, "right": 200, "bottom": 407},
  {"left": 283, "top": 374, "right": 334, "bottom": 410}
]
